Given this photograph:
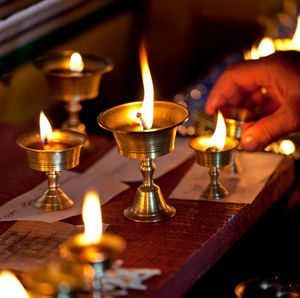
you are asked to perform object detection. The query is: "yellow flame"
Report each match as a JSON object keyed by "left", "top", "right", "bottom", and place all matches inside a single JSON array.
[
  {"left": 244, "top": 45, "right": 259, "bottom": 60},
  {"left": 70, "top": 52, "right": 84, "bottom": 72},
  {"left": 247, "top": 15, "right": 300, "bottom": 60},
  {"left": 250, "top": 45, "right": 259, "bottom": 60},
  {"left": 257, "top": 37, "right": 275, "bottom": 57},
  {"left": 39, "top": 111, "right": 52, "bottom": 144},
  {"left": 291, "top": 15, "right": 300, "bottom": 50},
  {"left": 207, "top": 110, "right": 226, "bottom": 150},
  {"left": 139, "top": 43, "right": 154, "bottom": 129},
  {"left": 82, "top": 191, "right": 102, "bottom": 244},
  {"left": 274, "top": 15, "right": 300, "bottom": 51},
  {"left": 279, "top": 139, "right": 295, "bottom": 155},
  {"left": 0, "top": 271, "right": 29, "bottom": 298}
]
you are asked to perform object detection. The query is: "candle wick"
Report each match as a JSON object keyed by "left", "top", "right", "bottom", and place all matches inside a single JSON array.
[
  {"left": 205, "top": 146, "right": 219, "bottom": 152},
  {"left": 136, "top": 112, "right": 148, "bottom": 131},
  {"left": 44, "top": 137, "right": 49, "bottom": 145}
]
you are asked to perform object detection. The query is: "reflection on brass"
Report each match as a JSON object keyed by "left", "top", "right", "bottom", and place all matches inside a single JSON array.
[
  {"left": 98, "top": 101, "right": 189, "bottom": 222},
  {"left": 22, "top": 262, "right": 92, "bottom": 297},
  {"left": 190, "top": 136, "right": 239, "bottom": 200},
  {"left": 34, "top": 50, "right": 113, "bottom": 150},
  {"left": 17, "top": 129, "right": 86, "bottom": 211},
  {"left": 60, "top": 233, "right": 125, "bottom": 297}
]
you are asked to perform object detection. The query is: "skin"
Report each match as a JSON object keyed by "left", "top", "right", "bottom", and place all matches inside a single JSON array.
[{"left": 205, "top": 51, "right": 300, "bottom": 151}]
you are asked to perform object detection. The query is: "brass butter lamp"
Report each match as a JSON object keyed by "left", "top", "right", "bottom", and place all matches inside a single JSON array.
[
  {"left": 98, "top": 101, "right": 189, "bottom": 222},
  {"left": 34, "top": 50, "right": 113, "bottom": 149},
  {"left": 190, "top": 111, "right": 238, "bottom": 199},
  {"left": 98, "top": 43, "right": 189, "bottom": 222},
  {"left": 17, "top": 112, "right": 86, "bottom": 211},
  {"left": 60, "top": 191, "right": 126, "bottom": 298}
]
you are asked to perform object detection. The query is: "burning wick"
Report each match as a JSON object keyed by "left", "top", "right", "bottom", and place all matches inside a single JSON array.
[
  {"left": 136, "top": 112, "right": 148, "bottom": 131},
  {"left": 205, "top": 146, "right": 219, "bottom": 152},
  {"left": 44, "top": 137, "right": 49, "bottom": 146}
]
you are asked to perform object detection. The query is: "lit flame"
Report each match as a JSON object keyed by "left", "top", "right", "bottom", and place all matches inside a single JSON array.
[
  {"left": 139, "top": 42, "right": 154, "bottom": 129},
  {"left": 257, "top": 37, "right": 275, "bottom": 57},
  {"left": 279, "top": 139, "right": 295, "bottom": 155},
  {"left": 39, "top": 111, "right": 52, "bottom": 144},
  {"left": 275, "top": 15, "right": 300, "bottom": 51},
  {"left": 291, "top": 15, "right": 300, "bottom": 49},
  {"left": 70, "top": 52, "right": 84, "bottom": 72},
  {"left": 206, "top": 110, "right": 226, "bottom": 150},
  {"left": 250, "top": 44, "right": 259, "bottom": 60},
  {"left": 0, "top": 271, "right": 29, "bottom": 298},
  {"left": 245, "top": 15, "right": 300, "bottom": 60},
  {"left": 82, "top": 191, "right": 102, "bottom": 244}
]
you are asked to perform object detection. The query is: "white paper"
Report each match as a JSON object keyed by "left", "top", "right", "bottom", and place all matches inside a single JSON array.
[
  {"left": 170, "top": 152, "right": 283, "bottom": 204},
  {"left": 86, "top": 137, "right": 194, "bottom": 182},
  {"left": 0, "top": 170, "right": 128, "bottom": 223},
  {"left": 0, "top": 221, "right": 108, "bottom": 272}
]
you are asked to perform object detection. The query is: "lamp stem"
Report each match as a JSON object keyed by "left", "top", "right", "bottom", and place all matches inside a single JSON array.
[
  {"left": 209, "top": 167, "right": 219, "bottom": 188},
  {"left": 123, "top": 157, "right": 176, "bottom": 222},
  {"left": 92, "top": 262, "right": 104, "bottom": 298},
  {"left": 202, "top": 167, "right": 228, "bottom": 199},
  {"left": 140, "top": 158, "right": 155, "bottom": 188},
  {"left": 47, "top": 171, "right": 60, "bottom": 194},
  {"left": 63, "top": 101, "right": 85, "bottom": 133}
]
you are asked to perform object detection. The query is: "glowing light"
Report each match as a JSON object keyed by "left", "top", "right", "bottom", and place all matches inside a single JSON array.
[
  {"left": 0, "top": 271, "right": 29, "bottom": 298},
  {"left": 257, "top": 37, "right": 275, "bottom": 57},
  {"left": 250, "top": 45, "right": 260, "bottom": 60},
  {"left": 39, "top": 111, "right": 52, "bottom": 144},
  {"left": 70, "top": 52, "right": 84, "bottom": 72},
  {"left": 274, "top": 15, "right": 300, "bottom": 51},
  {"left": 139, "top": 43, "right": 154, "bottom": 129},
  {"left": 206, "top": 110, "right": 226, "bottom": 150},
  {"left": 82, "top": 191, "right": 102, "bottom": 244},
  {"left": 279, "top": 140, "right": 295, "bottom": 155},
  {"left": 291, "top": 15, "right": 300, "bottom": 49}
]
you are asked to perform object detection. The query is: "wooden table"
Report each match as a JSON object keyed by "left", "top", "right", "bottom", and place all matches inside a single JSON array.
[{"left": 0, "top": 123, "right": 297, "bottom": 298}]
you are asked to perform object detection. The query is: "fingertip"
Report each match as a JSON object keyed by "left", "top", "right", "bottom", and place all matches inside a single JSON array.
[
  {"left": 241, "top": 135, "right": 258, "bottom": 152},
  {"left": 205, "top": 104, "right": 215, "bottom": 115}
]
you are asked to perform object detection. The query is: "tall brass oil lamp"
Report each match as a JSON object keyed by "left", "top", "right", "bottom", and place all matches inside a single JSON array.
[
  {"left": 34, "top": 50, "right": 113, "bottom": 149},
  {"left": 17, "top": 112, "right": 86, "bottom": 211},
  {"left": 60, "top": 191, "right": 126, "bottom": 298},
  {"left": 98, "top": 44, "right": 189, "bottom": 222},
  {"left": 190, "top": 111, "right": 238, "bottom": 200}
]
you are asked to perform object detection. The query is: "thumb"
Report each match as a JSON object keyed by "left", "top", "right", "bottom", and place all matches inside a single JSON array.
[{"left": 241, "top": 107, "right": 298, "bottom": 151}]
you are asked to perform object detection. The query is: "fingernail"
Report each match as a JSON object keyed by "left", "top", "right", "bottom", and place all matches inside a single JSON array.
[{"left": 242, "top": 135, "right": 257, "bottom": 152}]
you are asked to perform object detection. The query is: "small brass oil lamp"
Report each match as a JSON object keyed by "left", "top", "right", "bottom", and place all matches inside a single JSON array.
[
  {"left": 17, "top": 112, "right": 86, "bottom": 211},
  {"left": 34, "top": 50, "right": 113, "bottom": 149},
  {"left": 98, "top": 44, "right": 189, "bottom": 222},
  {"left": 190, "top": 111, "right": 239, "bottom": 200},
  {"left": 60, "top": 191, "right": 126, "bottom": 298}
]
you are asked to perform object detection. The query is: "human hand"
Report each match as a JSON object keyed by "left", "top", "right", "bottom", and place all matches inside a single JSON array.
[{"left": 205, "top": 51, "right": 300, "bottom": 151}]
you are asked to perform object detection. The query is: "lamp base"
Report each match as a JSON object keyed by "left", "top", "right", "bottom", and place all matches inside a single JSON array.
[
  {"left": 201, "top": 167, "right": 229, "bottom": 200},
  {"left": 35, "top": 188, "right": 74, "bottom": 211},
  {"left": 202, "top": 183, "right": 228, "bottom": 200},
  {"left": 124, "top": 183, "right": 176, "bottom": 223}
]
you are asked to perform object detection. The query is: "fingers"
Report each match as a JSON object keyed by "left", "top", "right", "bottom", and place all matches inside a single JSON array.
[
  {"left": 205, "top": 59, "right": 270, "bottom": 115},
  {"left": 241, "top": 105, "right": 300, "bottom": 151}
]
